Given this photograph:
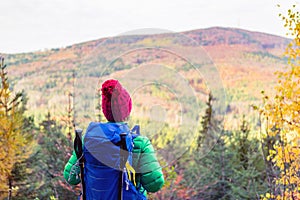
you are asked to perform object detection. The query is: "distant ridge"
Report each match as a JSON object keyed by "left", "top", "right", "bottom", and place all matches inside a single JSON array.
[
  {"left": 2, "top": 26, "right": 291, "bottom": 123},
  {"left": 183, "top": 27, "right": 289, "bottom": 48}
]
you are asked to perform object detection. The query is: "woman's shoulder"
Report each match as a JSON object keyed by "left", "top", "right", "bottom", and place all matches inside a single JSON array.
[{"left": 133, "top": 135, "right": 151, "bottom": 150}]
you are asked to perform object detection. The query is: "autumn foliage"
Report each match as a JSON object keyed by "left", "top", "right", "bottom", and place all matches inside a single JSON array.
[
  {"left": 259, "top": 5, "right": 300, "bottom": 200},
  {"left": 0, "top": 4, "right": 299, "bottom": 200},
  {"left": 0, "top": 57, "right": 34, "bottom": 198}
]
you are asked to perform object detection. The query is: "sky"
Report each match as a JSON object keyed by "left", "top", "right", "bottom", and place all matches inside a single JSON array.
[{"left": 0, "top": 0, "right": 299, "bottom": 53}]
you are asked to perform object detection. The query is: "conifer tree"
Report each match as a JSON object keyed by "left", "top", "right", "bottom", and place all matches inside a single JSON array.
[
  {"left": 183, "top": 93, "right": 232, "bottom": 199},
  {"left": 227, "top": 117, "right": 268, "bottom": 199},
  {"left": 95, "top": 88, "right": 103, "bottom": 122},
  {"left": 12, "top": 112, "right": 76, "bottom": 199},
  {"left": 0, "top": 57, "right": 34, "bottom": 199},
  {"left": 183, "top": 95, "right": 268, "bottom": 199}
]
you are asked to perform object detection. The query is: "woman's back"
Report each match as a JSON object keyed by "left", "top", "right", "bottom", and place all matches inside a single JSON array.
[{"left": 64, "top": 79, "right": 164, "bottom": 199}]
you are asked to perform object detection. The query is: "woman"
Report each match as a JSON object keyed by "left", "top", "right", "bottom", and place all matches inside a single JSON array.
[{"left": 64, "top": 79, "right": 164, "bottom": 199}]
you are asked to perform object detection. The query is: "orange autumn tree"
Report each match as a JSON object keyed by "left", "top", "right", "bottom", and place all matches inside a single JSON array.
[
  {"left": 259, "top": 5, "right": 300, "bottom": 200},
  {"left": 0, "top": 57, "right": 34, "bottom": 198}
]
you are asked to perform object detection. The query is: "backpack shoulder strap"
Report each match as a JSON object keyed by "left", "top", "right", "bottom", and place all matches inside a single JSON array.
[
  {"left": 73, "top": 128, "right": 86, "bottom": 200},
  {"left": 120, "top": 132, "right": 129, "bottom": 169},
  {"left": 123, "top": 125, "right": 140, "bottom": 187},
  {"left": 119, "top": 132, "right": 129, "bottom": 200},
  {"left": 119, "top": 124, "right": 141, "bottom": 199},
  {"left": 74, "top": 128, "right": 83, "bottom": 159},
  {"left": 131, "top": 125, "right": 140, "bottom": 138}
]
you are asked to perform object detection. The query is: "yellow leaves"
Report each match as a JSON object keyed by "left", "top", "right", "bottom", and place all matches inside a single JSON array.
[
  {"left": 261, "top": 4, "right": 300, "bottom": 199},
  {"left": 260, "top": 193, "right": 275, "bottom": 200},
  {"left": 0, "top": 58, "right": 35, "bottom": 193},
  {"left": 267, "top": 149, "right": 277, "bottom": 162}
]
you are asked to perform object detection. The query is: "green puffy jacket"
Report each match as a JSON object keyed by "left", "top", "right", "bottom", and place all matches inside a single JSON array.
[{"left": 63, "top": 134, "right": 164, "bottom": 194}]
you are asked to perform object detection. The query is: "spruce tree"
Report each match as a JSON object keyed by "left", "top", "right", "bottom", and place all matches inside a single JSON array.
[
  {"left": 183, "top": 93, "right": 232, "bottom": 199},
  {"left": 183, "top": 95, "right": 268, "bottom": 199},
  {"left": 227, "top": 117, "right": 268, "bottom": 199}
]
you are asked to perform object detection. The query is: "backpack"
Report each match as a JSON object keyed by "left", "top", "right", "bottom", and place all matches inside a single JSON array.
[{"left": 74, "top": 122, "right": 146, "bottom": 200}]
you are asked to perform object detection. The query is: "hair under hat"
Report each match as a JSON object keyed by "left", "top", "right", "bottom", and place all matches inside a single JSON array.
[{"left": 101, "top": 79, "right": 132, "bottom": 122}]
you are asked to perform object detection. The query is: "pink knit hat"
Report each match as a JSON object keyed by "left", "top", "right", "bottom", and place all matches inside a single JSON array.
[{"left": 101, "top": 79, "right": 132, "bottom": 122}]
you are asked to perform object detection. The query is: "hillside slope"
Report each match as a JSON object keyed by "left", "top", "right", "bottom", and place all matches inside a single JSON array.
[{"left": 2, "top": 27, "right": 290, "bottom": 125}]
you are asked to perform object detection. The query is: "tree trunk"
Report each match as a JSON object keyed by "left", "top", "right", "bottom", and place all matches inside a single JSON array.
[{"left": 8, "top": 177, "right": 12, "bottom": 200}]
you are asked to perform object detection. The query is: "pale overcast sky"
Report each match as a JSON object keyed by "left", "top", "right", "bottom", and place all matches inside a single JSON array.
[{"left": 0, "top": 0, "right": 299, "bottom": 53}]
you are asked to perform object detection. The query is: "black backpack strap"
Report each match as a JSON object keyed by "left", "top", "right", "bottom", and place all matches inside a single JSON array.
[{"left": 74, "top": 128, "right": 86, "bottom": 200}]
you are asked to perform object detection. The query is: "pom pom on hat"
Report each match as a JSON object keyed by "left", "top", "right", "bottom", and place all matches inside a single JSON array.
[{"left": 101, "top": 79, "right": 132, "bottom": 122}]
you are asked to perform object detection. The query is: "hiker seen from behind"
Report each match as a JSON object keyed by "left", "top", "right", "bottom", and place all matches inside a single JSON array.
[{"left": 64, "top": 79, "right": 164, "bottom": 200}]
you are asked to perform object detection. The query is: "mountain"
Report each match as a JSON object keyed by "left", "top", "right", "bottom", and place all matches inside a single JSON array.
[{"left": 2, "top": 27, "right": 291, "bottom": 126}]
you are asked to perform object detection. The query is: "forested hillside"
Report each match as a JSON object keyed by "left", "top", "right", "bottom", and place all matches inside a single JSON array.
[
  {"left": 3, "top": 27, "right": 290, "bottom": 125},
  {"left": 0, "top": 21, "right": 299, "bottom": 199}
]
